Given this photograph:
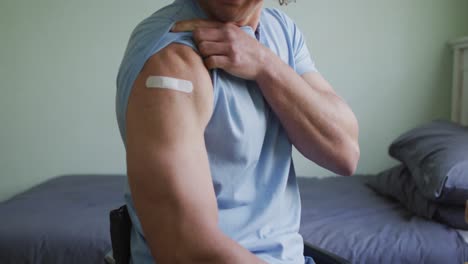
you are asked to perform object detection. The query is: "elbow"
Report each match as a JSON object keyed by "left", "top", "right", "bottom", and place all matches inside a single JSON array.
[
  {"left": 332, "top": 137, "right": 361, "bottom": 176},
  {"left": 337, "top": 159, "right": 359, "bottom": 177},
  {"left": 335, "top": 140, "right": 360, "bottom": 176},
  {"left": 336, "top": 117, "right": 360, "bottom": 176},
  {"left": 300, "top": 135, "right": 360, "bottom": 176}
]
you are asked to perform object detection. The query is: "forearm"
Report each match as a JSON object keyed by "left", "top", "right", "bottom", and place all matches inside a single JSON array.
[
  {"left": 256, "top": 50, "right": 359, "bottom": 175},
  {"left": 169, "top": 18, "right": 358, "bottom": 174}
]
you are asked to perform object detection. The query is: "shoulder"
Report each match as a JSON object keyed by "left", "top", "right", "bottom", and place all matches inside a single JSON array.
[
  {"left": 142, "top": 43, "right": 210, "bottom": 89},
  {"left": 128, "top": 4, "right": 183, "bottom": 45},
  {"left": 262, "top": 8, "right": 296, "bottom": 29},
  {"left": 132, "top": 43, "right": 214, "bottom": 126},
  {"left": 262, "top": 8, "right": 307, "bottom": 50},
  {"left": 128, "top": 2, "right": 199, "bottom": 51},
  {"left": 261, "top": 8, "right": 303, "bottom": 45},
  {"left": 119, "top": 2, "right": 201, "bottom": 85},
  {"left": 116, "top": 2, "right": 208, "bottom": 141}
]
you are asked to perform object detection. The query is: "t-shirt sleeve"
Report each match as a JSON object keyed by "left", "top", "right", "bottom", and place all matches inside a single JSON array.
[
  {"left": 291, "top": 22, "right": 318, "bottom": 75},
  {"left": 116, "top": 17, "right": 197, "bottom": 146},
  {"left": 269, "top": 8, "right": 319, "bottom": 76}
]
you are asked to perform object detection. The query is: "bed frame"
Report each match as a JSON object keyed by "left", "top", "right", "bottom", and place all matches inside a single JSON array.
[{"left": 451, "top": 36, "right": 468, "bottom": 126}]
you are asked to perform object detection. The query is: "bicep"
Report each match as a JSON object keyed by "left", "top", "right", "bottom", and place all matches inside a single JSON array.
[{"left": 125, "top": 44, "right": 216, "bottom": 261}]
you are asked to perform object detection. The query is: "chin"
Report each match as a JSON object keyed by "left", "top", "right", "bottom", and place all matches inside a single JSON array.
[
  {"left": 215, "top": 13, "right": 243, "bottom": 23},
  {"left": 209, "top": 10, "right": 240, "bottom": 22},
  {"left": 198, "top": 0, "right": 262, "bottom": 23}
]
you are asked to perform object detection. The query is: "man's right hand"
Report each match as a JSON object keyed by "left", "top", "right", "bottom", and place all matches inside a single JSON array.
[
  {"left": 172, "top": 19, "right": 270, "bottom": 81},
  {"left": 125, "top": 43, "right": 266, "bottom": 264}
]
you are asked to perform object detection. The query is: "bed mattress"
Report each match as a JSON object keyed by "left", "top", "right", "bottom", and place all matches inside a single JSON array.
[
  {"left": 298, "top": 175, "right": 468, "bottom": 264},
  {"left": 2, "top": 174, "right": 466, "bottom": 264},
  {"left": 0, "top": 175, "right": 126, "bottom": 264}
]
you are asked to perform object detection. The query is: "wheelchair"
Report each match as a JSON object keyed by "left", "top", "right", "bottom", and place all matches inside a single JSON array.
[{"left": 107, "top": 205, "right": 350, "bottom": 264}]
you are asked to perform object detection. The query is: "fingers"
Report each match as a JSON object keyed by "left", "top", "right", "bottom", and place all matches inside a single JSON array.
[
  {"left": 171, "top": 19, "right": 223, "bottom": 32},
  {"left": 192, "top": 27, "right": 225, "bottom": 43},
  {"left": 198, "top": 41, "right": 230, "bottom": 57},
  {"left": 204, "top": 56, "right": 230, "bottom": 70},
  {"left": 171, "top": 20, "right": 241, "bottom": 73}
]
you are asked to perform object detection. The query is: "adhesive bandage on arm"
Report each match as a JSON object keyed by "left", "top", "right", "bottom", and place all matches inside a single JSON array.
[{"left": 145, "top": 76, "right": 193, "bottom": 93}]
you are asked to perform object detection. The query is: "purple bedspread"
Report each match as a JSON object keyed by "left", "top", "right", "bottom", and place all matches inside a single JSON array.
[
  {"left": 2, "top": 174, "right": 466, "bottom": 264},
  {"left": 298, "top": 175, "right": 468, "bottom": 264},
  {"left": 0, "top": 175, "right": 126, "bottom": 264}
]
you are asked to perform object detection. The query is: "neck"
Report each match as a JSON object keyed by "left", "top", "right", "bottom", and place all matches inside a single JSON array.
[
  {"left": 234, "top": 6, "right": 262, "bottom": 30},
  {"left": 196, "top": 1, "right": 263, "bottom": 30}
]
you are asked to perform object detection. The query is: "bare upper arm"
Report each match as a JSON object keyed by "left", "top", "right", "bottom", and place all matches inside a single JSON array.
[
  {"left": 128, "top": 43, "right": 214, "bottom": 129},
  {"left": 125, "top": 44, "right": 217, "bottom": 262}
]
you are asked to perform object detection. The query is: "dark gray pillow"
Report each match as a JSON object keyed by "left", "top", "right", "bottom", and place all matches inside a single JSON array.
[
  {"left": 367, "top": 165, "right": 436, "bottom": 219},
  {"left": 367, "top": 165, "right": 468, "bottom": 230},
  {"left": 389, "top": 120, "right": 468, "bottom": 204},
  {"left": 434, "top": 205, "right": 467, "bottom": 230}
]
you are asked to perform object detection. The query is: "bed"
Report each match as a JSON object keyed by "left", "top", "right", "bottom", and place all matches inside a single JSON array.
[
  {"left": 298, "top": 175, "right": 468, "bottom": 264},
  {"left": 0, "top": 175, "right": 126, "bottom": 264},
  {"left": 2, "top": 110, "right": 468, "bottom": 264},
  {"left": 0, "top": 172, "right": 466, "bottom": 263}
]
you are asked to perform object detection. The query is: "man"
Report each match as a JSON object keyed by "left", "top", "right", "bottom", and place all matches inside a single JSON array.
[{"left": 116, "top": 0, "right": 359, "bottom": 263}]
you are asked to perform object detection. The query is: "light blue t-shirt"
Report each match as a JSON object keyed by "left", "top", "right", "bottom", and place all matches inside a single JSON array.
[{"left": 116, "top": 1, "right": 318, "bottom": 263}]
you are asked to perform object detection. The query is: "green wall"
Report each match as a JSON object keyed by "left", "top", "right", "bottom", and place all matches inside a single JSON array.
[{"left": 1, "top": 0, "right": 468, "bottom": 201}]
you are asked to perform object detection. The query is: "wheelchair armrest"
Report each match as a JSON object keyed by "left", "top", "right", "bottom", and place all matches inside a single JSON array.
[
  {"left": 303, "top": 241, "right": 351, "bottom": 264},
  {"left": 109, "top": 205, "right": 132, "bottom": 264}
]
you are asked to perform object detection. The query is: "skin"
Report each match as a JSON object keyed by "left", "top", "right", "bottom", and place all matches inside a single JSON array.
[
  {"left": 127, "top": 1, "right": 359, "bottom": 263},
  {"left": 126, "top": 44, "right": 266, "bottom": 264},
  {"left": 197, "top": 0, "right": 263, "bottom": 27},
  {"left": 172, "top": 0, "right": 360, "bottom": 175}
]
